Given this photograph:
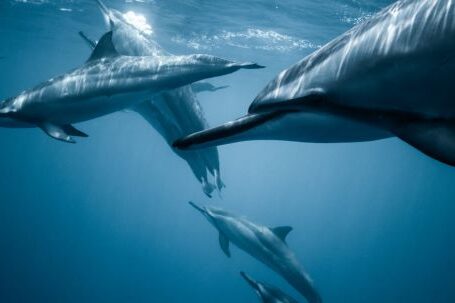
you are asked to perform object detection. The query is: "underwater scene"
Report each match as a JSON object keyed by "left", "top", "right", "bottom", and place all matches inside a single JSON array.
[{"left": 1, "top": 0, "right": 455, "bottom": 302}]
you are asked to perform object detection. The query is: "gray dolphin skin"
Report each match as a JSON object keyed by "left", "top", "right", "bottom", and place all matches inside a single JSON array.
[
  {"left": 89, "top": 0, "right": 238, "bottom": 196},
  {"left": 0, "top": 28, "right": 262, "bottom": 147},
  {"left": 174, "top": 0, "right": 455, "bottom": 167},
  {"left": 241, "top": 272, "right": 299, "bottom": 303},
  {"left": 189, "top": 201, "right": 322, "bottom": 303}
]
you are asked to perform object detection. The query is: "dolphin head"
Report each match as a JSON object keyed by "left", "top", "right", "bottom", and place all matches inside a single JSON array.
[
  {"left": 184, "top": 54, "right": 265, "bottom": 78},
  {"left": 188, "top": 201, "right": 231, "bottom": 227},
  {"left": 188, "top": 201, "right": 216, "bottom": 224},
  {"left": 0, "top": 98, "right": 25, "bottom": 128}
]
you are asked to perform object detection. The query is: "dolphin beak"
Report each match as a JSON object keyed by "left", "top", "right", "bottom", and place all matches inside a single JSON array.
[
  {"left": 240, "top": 272, "right": 259, "bottom": 290},
  {"left": 188, "top": 201, "right": 206, "bottom": 214}
]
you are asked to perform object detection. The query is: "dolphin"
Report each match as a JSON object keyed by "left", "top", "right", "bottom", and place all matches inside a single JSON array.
[
  {"left": 86, "top": 0, "right": 236, "bottom": 196},
  {"left": 174, "top": 0, "right": 455, "bottom": 167},
  {"left": 240, "top": 272, "right": 299, "bottom": 303},
  {"left": 189, "top": 201, "right": 322, "bottom": 303},
  {"left": 191, "top": 82, "right": 230, "bottom": 94},
  {"left": 0, "top": 31, "right": 263, "bottom": 143}
]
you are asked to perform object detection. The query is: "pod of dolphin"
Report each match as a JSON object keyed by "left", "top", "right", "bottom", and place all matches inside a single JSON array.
[{"left": 1, "top": 0, "right": 455, "bottom": 302}]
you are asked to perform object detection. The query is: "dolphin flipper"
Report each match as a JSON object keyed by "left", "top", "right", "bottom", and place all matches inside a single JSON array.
[
  {"left": 39, "top": 123, "right": 76, "bottom": 143},
  {"left": 219, "top": 232, "right": 231, "bottom": 258},
  {"left": 62, "top": 125, "right": 89, "bottom": 138},
  {"left": 392, "top": 119, "right": 455, "bottom": 167}
]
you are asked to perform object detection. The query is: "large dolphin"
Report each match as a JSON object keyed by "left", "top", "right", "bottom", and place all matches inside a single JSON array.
[
  {"left": 88, "top": 0, "right": 232, "bottom": 196},
  {"left": 240, "top": 272, "right": 299, "bottom": 303},
  {"left": 189, "top": 201, "right": 322, "bottom": 303},
  {"left": 174, "top": 0, "right": 455, "bottom": 167},
  {"left": 0, "top": 32, "right": 263, "bottom": 142}
]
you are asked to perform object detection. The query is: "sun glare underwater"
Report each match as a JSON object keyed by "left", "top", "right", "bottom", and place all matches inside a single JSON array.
[{"left": 0, "top": 0, "right": 455, "bottom": 303}]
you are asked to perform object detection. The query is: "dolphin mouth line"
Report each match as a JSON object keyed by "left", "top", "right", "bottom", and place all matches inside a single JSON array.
[
  {"left": 240, "top": 272, "right": 258, "bottom": 289},
  {"left": 188, "top": 201, "right": 205, "bottom": 214}
]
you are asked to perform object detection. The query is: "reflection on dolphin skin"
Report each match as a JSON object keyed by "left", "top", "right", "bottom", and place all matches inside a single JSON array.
[
  {"left": 189, "top": 202, "right": 322, "bottom": 303},
  {"left": 174, "top": 0, "right": 455, "bottom": 167},
  {"left": 241, "top": 272, "right": 299, "bottom": 303},
  {"left": 89, "top": 0, "right": 237, "bottom": 196},
  {"left": 0, "top": 31, "right": 263, "bottom": 143}
]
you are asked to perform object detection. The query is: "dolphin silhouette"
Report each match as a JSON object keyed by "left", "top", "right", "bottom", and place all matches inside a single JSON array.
[
  {"left": 80, "top": 0, "right": 237, "bottom": 196},
  {"left": 241, "top": 272, "right": 299, "bottom": 303},
  {"left": 174, "top": 0, "right": 455, "bottom": 167},
  {"left": 0, "top": 31, "right": 263, "bottom": 143},
  {"left": 189, "top": 201, "right": 322, "bottom": 303}
]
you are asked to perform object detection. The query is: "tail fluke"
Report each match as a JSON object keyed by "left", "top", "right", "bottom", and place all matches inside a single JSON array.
[{"left": 201, "top": 178, "right": 217, "bottom": 198}]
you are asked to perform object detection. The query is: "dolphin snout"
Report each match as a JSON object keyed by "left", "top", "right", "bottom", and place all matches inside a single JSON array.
[
  {"left": 188, "top": 201, "right": 206, "bottom": 214},
  {"left": 240, "top": 272, "right": 259, "bottom": 290}
]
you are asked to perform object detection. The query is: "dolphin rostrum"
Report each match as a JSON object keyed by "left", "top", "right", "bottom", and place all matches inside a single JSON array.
[
  {"left": 85, "top": 0, "right": 232, "bottom": 196},
  {"left": 0, "top": 30, "right": 263, "bottom": 143},
  {"left": 189, "top": 201, "right": 322, "bottom": 303},
  {"left": 241, "top": 272, "right": 299, "bottom": 303},
  {"left": 174, "top": 0, "right": 455, "bottom": 167}
]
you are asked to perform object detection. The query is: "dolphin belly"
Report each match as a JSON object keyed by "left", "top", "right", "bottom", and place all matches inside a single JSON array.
[{"left": 17, "top": 90, "right": 151, "bottom": 125}]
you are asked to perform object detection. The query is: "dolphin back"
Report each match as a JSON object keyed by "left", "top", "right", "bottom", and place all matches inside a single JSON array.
[{"left": 249, "top": 0, "right": 455, "bottom": 113}]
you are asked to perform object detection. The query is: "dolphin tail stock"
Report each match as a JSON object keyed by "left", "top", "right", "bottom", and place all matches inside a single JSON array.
[
  {"left": 173, "top": 111, "right": 286, "bottom": 150},
  {"left": 286, "top": 271, "right": 323, "bottom": 303}
]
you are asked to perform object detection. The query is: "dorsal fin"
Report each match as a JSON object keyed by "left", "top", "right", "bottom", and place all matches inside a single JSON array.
[
  {"left": 270, "top": 226, "right": 293, "bottom": 243},
  {"left": 87, "top": 31, "right": 118, "bottom": 62}
]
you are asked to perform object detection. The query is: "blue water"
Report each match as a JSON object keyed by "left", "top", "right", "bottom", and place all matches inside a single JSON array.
[{"left": 1, "top": 0, "right": 454, "bottom": 302}]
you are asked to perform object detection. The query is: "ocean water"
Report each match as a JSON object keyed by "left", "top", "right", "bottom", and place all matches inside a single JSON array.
[{"left": 0, "top": 0, "right": 454, "bottom": 302}]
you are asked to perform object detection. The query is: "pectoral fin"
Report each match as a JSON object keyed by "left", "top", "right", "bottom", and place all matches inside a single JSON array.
[
  {"left": 62, "top": 125, "right": 88, "bottom": 138},
  {"left": 391, "top": 119, "right": 455, "bottom": 167},
  {"left": 39, "top": 123, "right": 76, "bottom": 143},
  {"left": 219, "top": 232, "right": 231, "bottom": 258}
]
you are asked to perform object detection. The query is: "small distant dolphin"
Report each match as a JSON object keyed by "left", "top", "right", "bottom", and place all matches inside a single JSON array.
[
  {"left": 241, "top": 272, "right": 299, "bottom": 303},
  {"left": 191, "top": 82, "right": 229, "bottom": 94},
  {"left": 81, "top": 0, "right": 234, "bottom": 196},
  {"left": 189, "top": 202, "right": 322, "bottom": 303},
  {"left": 175, "top": 0, "right": 455, "bottom": 167},
  {"left": 0, "top": 32, "right": 263, "bottom": 142}
]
